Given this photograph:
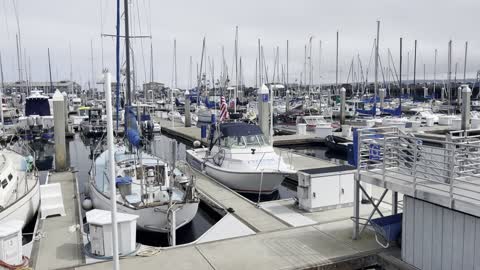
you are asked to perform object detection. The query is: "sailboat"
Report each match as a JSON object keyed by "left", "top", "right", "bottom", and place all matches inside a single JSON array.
[
  {"left": 88, "top": 0, "right": 198, "bottom": 233},
  {"left": 0, "top": 148, "right": 39, "bottom": 226}
]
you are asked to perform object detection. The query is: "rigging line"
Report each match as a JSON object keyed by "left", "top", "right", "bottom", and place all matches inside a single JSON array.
[{"left": 135, "top": 1, "right": 148, "bottom": 84}]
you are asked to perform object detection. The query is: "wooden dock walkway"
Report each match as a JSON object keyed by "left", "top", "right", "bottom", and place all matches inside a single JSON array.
[{"left": 30, "top": 171, "right": 84, "bottom": 269}]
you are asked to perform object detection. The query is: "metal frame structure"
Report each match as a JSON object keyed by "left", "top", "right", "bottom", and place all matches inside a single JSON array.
[{"left": 352, "top": 126, "right": 480, "bottom": 239}]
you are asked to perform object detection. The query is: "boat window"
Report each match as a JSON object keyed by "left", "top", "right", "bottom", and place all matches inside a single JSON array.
[
  {"left": 1, "top": 179, "right": 7, "bottom": 189},
  {"left": 222, "top": 136, "right": 246, "bottom": 148},
  {"left": 245, "top": 135, "right": 268, "bottom": 146}
]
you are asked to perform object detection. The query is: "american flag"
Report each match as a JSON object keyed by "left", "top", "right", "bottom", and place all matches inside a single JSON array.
[{"left": 220, "top": 96, "right": 229, "bottom": 121}]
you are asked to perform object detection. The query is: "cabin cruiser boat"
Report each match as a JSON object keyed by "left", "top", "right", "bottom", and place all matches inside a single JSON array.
[
  {"left": 186, "top": 122, "right": 296, "bottom": 194},
  {"left": 17, "top": 90, "right": 54, "bottom": 140},
  {"left": 297, "top": 115, "right": 329, "bottom": 131},
  {"left": 0, "top": 149, "right": 39, "bottom": 227},
  {"left": 80, "top": 108, "right": 107, "bottom": 137},
  {"left": 89, "top": 141, "right": 199, "bottom": 232},
  {"left": 69, "top": 106, "right": 90, "bottom": 131}
]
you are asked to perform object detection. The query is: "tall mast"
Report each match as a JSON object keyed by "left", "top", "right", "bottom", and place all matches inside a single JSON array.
[
  {"left": 69, "top": 42, "right": 73, "bottom": 95},
  {"left": 15, "top": 34, "right": 22, "bottom": 84},
  {"left": 0, "top": 52, "right": 5, "bottom": 130},
  {"left": 286, "top": 40, "right": 289, "bottom": 90},
  {"left": 336, "top": 30, "right": 340, "bottom": 93},
  {"left": 258, "top": 39, "right": 262, "bottom": 86},
  {"left": 124, "top": 0, "right": 132, "bottom": 107},
  {"left": 174, "top": 39, "right": 177, "bottom": 89},
  {"left": 447, "top": 40, "right": 452, "bottom": 115},
  {"left": 90, "top": 40, "right": 95, "bottom": 98},
  {"left": 309, "top": 36, "right": 313, "bottom": 97},
  {"left": 399, "top": 37, "right": 403, "bottom": 109},
  {"left": 115, "top": 0, "right": 121, "bottom": 130},
  {"left": 189, "top": 56, "right": 192, "bottom": 89},
  {"left": 48, "top": 48, "right": 54, "bottom": 94},
  {"left": 413, "top": 40, "right": 417, "bottom": 88},
  {"left": 463, "top": 41, "right": 468, "bottom": 83},
  {"left": 374, "top": 21, "right": 380, "bottom": 103},
  {"left": 150, "top": 42, "right": 154, "bottom": 82},
  {"left": 234, "top": 26, "right": 238, "bottom": 113},
  {"left": 434, "top": 49, "right": 437, "bottom": 100}
]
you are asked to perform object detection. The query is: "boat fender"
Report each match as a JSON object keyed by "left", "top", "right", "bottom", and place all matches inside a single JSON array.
[
  {"left": 193, "top": 140, "right": 201, "bottom": 148},
  {"left": 82, "top": 198, "right": 93, "bottom": 210}
]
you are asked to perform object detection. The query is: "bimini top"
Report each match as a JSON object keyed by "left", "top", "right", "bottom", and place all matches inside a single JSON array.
[{"left": 219, "top": 122, "right": 263, "bottom": 137}]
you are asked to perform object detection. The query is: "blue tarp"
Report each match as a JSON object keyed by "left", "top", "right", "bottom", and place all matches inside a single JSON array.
[
  {"left": 127, "top": 129, "right": 142, "bottom": 147},
  {"left": 356, "top": 103, "right": 376, "bottom": 116},
  {"left": 116, "top": 176, "right": 132, "bottom": 185},
  {"left": 26, "top": 98, "right": 50, "bottom": 116},
  {"left": 219, "top": 122, "right": 263, "bottom": 137},
  {"left": 381, "top": 104, "right": 402, "bottom": 116}
]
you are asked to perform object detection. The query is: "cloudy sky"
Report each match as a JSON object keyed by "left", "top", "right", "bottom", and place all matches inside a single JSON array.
[{"left": 1, "top": 0, "right": 479, "bottom": 89}]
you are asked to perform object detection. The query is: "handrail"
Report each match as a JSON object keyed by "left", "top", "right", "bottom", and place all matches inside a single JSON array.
[{"left": 357, "top": 126, "right": 480, "bottom": 209}]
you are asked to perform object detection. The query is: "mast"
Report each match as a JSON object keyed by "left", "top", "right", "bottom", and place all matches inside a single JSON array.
[
  {"left": 115, "top": 0, "right": 121, "bottom": 130},
  {"left": 124, "top": 0, "right": 132, "bottom": 108},
  {"left": 189, "top": 56, "right": 192, "bottom": 89},
  {"left": 336, "top": 30, "right": 339, "bottom": 94},
  {"left": 447, "top": 40, "right": 452, "bottom": 115},
  {"left": 234, "top": 26, "right": 238, "bottom": 113},
  {"left": 48, "top": 48, "right": 54, "bottom": 94},
  {"left": 413, "top": 40, "right": 417, "bottom": 90},
  {"left": 258, "top": 39, "right": 262, "bottom": 86},
  {"left": 399, "top": 37, "right": 402, "bottom": 110},
  {"left": 309, "top": 36, "right": 313, "bottom": 97},
  {"left": 69, "top": 42, "right": 74, "bottom": 95},
  {"left": 90, "top": 40, "right": 95, "bottom": 98},
  {"left": 0, "top": 52, "right": 5, "bottom": 130},
  {"left": 434, "top": 49, "right": 437, "bottom": 100},
  {"left": 286, "top": 40, "right": 289, "bottom": 91},
  {"left": 463, "top": 41, "right": 468, "bottom": 83},
  {"left": 150, "top": 42, "right": 154, "bottom": 82},
  {"left": 374, "top": 21, "right": 380, "bottom": 108},
  {"left": 174, "top": 39, "right": 177, "bottom": 89}
]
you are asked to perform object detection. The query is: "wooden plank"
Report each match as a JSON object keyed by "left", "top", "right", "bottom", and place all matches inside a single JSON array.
[
  {"left": 441, "top": 208, "right": 453, "bottom": 270},
  {"left": 431, "top": 204, "right": 444, "bottom": 270},
  {"left": 422, "top": 201, "right": 434, "bottom": 270},
  {"left": 404, "top": 196, "right": 415, "bottom": 265},
  {"left": 452, "top": 211, "right": 465, "bottom": 269},
  {"left": 413, "top": 199, "right": 424, "bottom": 268},
  {"left": 462, "top": 215, "right": 476, "bottom": 270}
]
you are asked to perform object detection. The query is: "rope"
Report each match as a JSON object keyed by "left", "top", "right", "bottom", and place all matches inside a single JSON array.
[
  {"left": 83, "top": 242, "right": 141, "bottom": 260},
  {"left": 0, "top": 256, "right": 29, "bottom": 270}
]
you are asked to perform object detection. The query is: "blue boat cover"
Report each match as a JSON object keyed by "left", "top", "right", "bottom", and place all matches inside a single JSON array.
[
  {"left": 356, "top": 103, "right": 376, "bottom": 116},
  {"left": 140, "top": 114, "right": 151, "bottom": 121},
  {"left": 127, "top": 129, "right": 142, "bottom": 148},
  {"left": 26, "top": 98, "right": 50, "bottom": 116},
  {"left": 219, "top": 122, "right": 263, "bottom": 137},
  {"left": 381, "top": 104, "right": 402, "bottom": 116},
  {"left": 116, "top": 176, "right": 132, "bottom": 185}
]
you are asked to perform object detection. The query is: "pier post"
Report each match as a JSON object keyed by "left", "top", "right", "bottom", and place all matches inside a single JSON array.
[
  {"left": 379, "top": 88, "right": 385, "bottom": 109},
  {"left": 53, "top": 90, "right": 66, "bottom": 171},
  {"left": 461, "top": 85, "right": 471, "bottom": 131},
  {"left": 340, "top": 87, "right": 346, "bottom": 125},
  {"left": 392, "top": 191, "right": 398, "bottom": 214},
  {"left": 184, "top": 90, "right": 191, "bottom": 127},
  {"left": 258, "top": 84, "right": 270, "bottom": 141},
  {"left": 62, "top": 91, "right": 68, "bottom": 131},
  {"left": 286, "top": 89, "right": 290, "bottom": 112}
]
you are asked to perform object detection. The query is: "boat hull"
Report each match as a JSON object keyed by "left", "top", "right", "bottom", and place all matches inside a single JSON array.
[
  {"left": 0, "top": 179, "right": 40, "bottom": 227},
  {"left": 186, "top": 150, "right": 287, "bottom": 194},
  {"left": 89, "top": 183, "right": 199, "bottom": 233}
]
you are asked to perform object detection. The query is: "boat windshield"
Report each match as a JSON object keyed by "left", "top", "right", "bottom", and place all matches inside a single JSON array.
[{"left": 222, "top": 135, "right": 268, "bottom": 148}]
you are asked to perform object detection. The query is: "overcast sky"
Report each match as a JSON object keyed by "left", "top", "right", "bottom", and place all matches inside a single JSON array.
[{"left": 1, "top": 0, "right": 479, "bottom": 89}]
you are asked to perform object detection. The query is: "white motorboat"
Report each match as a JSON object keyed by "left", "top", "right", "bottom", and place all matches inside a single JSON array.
[
  {"left": 89, "top": 144, "right": 199, "bottom": 232},
  {"left": 186, "top": 122, "right": 296, "bottom": 194},
  {"left": 0, "top": 149, "right": 39, "bottom": 227}
]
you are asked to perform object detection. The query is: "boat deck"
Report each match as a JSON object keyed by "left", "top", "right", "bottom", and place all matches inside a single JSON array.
[{"left": 30, "top": 171, "right": 84, "bottom": 269}]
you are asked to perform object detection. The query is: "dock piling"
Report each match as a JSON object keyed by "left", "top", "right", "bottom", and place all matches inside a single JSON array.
[
  {"left": 461, "top": 85, "right": 472, "bottom": 131},
  {"left": 53, "top": 89, "right": 66, "bottom": 170},
  {"left": 340, "top": 87, "right": 346, "bottom": 125},
  {"left": 185, "top": 89, "right": 191, "bottom": 127}
]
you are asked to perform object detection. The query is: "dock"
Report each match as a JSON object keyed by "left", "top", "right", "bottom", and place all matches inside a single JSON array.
[
  {"left": 30, "top": 171, "right": 84, "bottom": 269},
  {"left": 157, "top": 118, "right": 322, "bottom": 147}
]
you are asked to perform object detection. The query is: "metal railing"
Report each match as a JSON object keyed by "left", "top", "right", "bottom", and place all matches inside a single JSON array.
[{"left": 357, "top": 127, "right": 480, "bottom": 208}]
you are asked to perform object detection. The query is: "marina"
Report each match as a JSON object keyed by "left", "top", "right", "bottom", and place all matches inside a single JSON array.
[{"left": 0, "top": 1, "right": 480, "bottom": 269}]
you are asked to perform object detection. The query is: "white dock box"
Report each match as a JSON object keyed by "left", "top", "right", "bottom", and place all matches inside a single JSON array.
[
  {"left": 0, "top": 220, "right": 24, "bottom": 267},
  {"left": 86, "top": 209, "right": 139, "bottom": 257},
  {"left": 297, "top": 166, "right": 356, "bottom": 212}
]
